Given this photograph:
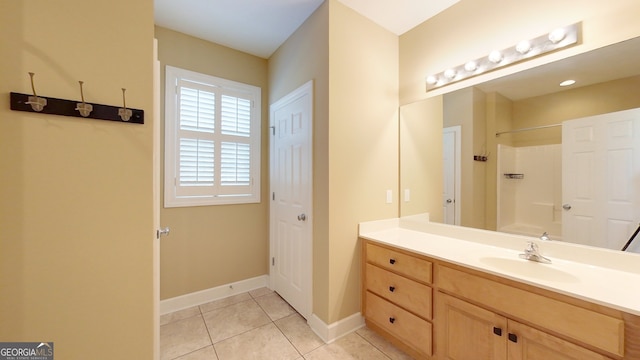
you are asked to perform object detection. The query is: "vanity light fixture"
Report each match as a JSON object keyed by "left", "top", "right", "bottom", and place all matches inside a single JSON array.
[{"left": 426, "top": 23, "right": 580, "bottom": 91}]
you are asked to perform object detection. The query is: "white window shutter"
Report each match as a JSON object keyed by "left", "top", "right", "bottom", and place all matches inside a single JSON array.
[{"left": 164, "top": 66, "right": 261, "bottom": 207}]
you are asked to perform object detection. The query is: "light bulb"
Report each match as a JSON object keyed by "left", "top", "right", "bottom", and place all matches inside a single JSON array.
[
  {"left": 516, "top": 40, "right": 532, "bottom": 54},
  {"left": 444, "top": 69, "right": 456, "bottom": 79},
  {"left": 464, "top": 61, "right": 477, "bottom": 72},
  {"left": 488, "top": 50, "right": 503, "bottom": 64},
  {"left": 426, "top": 75, "right": 438, "bottom": 85},
  {"left": 548, "top": 28, "right": 566, "bottom": 43}
]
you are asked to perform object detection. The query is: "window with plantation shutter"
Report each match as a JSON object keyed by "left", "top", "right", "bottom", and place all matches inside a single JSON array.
[{"left": 164, "top": 66, "right": 261, "bottom": 207}]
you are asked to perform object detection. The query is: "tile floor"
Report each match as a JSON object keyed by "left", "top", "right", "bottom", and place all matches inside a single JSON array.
[{"left": 160, "top": 287, "right": 413, "bottom": 360}]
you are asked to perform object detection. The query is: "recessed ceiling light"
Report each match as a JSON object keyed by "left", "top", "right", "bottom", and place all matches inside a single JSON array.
[{"left": 560, "top": 79, "right": 576, "bottom": 87}]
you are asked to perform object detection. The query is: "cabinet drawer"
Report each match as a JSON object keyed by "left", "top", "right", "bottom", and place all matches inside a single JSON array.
[
  {"left": 366, "top": 243, "right": 432, "bottom": 284},
  {"left": 365, "top": 263, "right": 432, "bottom": 319},
  {"left": 437, "top": 265, "right": 624, "bottom": 357},
  {"left": 366, "top": 291, "right": 432, "bottom": 356}
]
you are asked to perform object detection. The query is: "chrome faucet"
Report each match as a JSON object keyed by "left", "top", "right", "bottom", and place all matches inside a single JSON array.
[
  {"left": 539, "top": 232, "right": 550, "bottom": 241},
  {"left": 519, "top": 241, "right": 552, "bottom": 264}
]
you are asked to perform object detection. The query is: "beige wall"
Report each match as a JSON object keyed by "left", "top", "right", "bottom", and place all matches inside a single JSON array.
[
  {"left": 400, "top": 0, "right": 640, "bottom": 105},
  {"left": 327, "top": 0, "right": 399, "bottom": 323},
  {"left": 269, "top": 0, "right": 398, "bottom": 324},
  {"left": 400, "top": 97, "right": 443, "bottom": 219},
  {"left": 485, "top": 91, "right": 512, "bottom": 230},
  {"left": 0, "top": 0, "right": 154, "bottom": 358},
  {"left": 154, "top": 27, "right": 269, "bottom": 299},
  {"left": 441, "top": 88, "right": 487, "bottom": 229},
  {"left": 269, "top": 1, "right": 331, "bottom": 321}
]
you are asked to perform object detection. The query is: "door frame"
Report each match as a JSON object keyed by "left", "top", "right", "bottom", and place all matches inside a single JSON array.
[
  {"left": 443, "top": 126, "right": 461, "bottom": 225},
  {"left": 152, "top": 38, "right": 161, "bottom": 360},
  {"left": 268, "top": 80, "right": 313, "bottom": 319}
]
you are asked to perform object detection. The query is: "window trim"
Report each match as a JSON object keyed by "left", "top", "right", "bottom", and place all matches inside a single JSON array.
[{"left": 164, "top": 65, "right": 261, "bottom": 207}]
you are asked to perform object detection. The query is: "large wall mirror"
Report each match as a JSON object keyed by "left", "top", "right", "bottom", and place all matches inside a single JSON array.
[{"left": 400, "top": 36, "right": 640, "bottom": 252}]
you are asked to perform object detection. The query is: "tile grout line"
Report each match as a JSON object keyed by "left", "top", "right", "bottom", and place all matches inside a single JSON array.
[{"left": 354, "top": 331, "right": 393, "bottom": 360}]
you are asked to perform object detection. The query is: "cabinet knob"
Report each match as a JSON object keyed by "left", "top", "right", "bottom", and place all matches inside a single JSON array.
[
  {"left": 389, "top": 317, "right": 396, "bottom": 324},
  {"left": 389, "top": 286, "right": 395, "bottom": 292},
  {"left": 493, "top": 327, "right": 502, "bottom": 336},
  {"left": 508, "top": 333, "right": 518, "bottom": 343},
  {"left": 389, "top": 258, "right": 396, "bottom": 265}
]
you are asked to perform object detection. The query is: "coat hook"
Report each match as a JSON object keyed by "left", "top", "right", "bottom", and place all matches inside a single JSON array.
[
  {"left": 25, "top": 72, "right": 47, "bottom": 112},
  {"left": 75, "top": 81, "right": 93, "bottom": 117},
  {"left": 118, "top": 88, "right": 132, "bottom": 121}
]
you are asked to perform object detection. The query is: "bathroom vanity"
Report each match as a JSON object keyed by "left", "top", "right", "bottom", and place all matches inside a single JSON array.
[{"left": 360, "top": 217, "right": 640, "bottom": 360}]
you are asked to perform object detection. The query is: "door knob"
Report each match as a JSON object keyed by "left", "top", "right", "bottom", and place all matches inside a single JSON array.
[
  {"left": 562, "top": 204, "right": 572, "bottom": 210},
  {"left": 297, "top": 214, "right": 306, "bottom": 221},
  {"left": 156, "top": 227, "right": 170, "bottom": 239},
  {"left": 446, "top": 199, "right": 453, "bottom": 204}
]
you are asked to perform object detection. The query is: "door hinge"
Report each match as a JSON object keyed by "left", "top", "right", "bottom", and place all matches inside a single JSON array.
[
  {"left": 270, "top": 126, "right": 275, "bottom": 135},
  {"left": 272, "top": 257, "right": 275, "bottom": 266},
  {"left": 272, "top": 192, "right": 275, "bottom": 201}
]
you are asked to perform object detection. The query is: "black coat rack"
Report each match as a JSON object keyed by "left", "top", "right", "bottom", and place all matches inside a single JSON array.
[{"left": 9, "top": 73, "right": 144, "bottom": 124}]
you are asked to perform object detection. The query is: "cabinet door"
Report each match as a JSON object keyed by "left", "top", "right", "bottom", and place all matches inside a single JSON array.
[
  {"left": 507, "top": 321, "right": 613, "bottom": 360},
  {"left": 436, "top": 293, "right": 507, "bottom": 360}
]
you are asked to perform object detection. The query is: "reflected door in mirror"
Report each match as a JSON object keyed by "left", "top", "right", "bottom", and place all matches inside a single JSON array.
[{"left": 562, "top": 108, "right": 640, "bottom": 251}]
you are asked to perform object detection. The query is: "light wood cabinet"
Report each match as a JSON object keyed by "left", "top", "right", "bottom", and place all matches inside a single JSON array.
[
  {"left": 437, "top": 292, "right": 612, "bottom": 360},
  {"left": 361, "top": 238, "right": 640, "bottom": 360},
  {"left": 362, "top": 242, "right": 433, "bottom": 359},
  {"left": 436, "top": 265, "right": 624, "bottom": 358}
]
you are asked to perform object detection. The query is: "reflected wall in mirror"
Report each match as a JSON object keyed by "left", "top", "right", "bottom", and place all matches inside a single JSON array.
[{"left": 400, "top": 37, "right": 640, "bottom": 252}]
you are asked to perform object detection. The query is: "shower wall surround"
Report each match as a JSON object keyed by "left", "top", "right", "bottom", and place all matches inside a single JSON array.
[{"left": 497, "top": 144, "right": 562, "bottom": 239}]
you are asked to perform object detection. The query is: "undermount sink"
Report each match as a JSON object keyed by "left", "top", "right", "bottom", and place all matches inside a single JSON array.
[{"left": 478, "top": 256, "right": 580, "bottom": 283}]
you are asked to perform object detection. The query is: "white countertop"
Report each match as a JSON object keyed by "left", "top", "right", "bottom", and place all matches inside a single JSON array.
[{"left": 359, "top": 215, "right": 640, "bottom": 316}]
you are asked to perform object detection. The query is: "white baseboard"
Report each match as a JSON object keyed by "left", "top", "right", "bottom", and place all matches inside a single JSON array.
[
  {"left": 160, "top": 275, "right": 269, "bottom": 315},
  {"left": 308, "top": 312, "right": 365, "bottom": 344}
]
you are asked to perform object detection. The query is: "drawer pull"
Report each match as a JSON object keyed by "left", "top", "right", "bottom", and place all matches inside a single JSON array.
[
  {"left": 389, "top": 286, "right": 395, "bottom": 292},
  {"left": 389, "top": 317, "right": 396, "bottom": 324},
  {"left": 508, "top": 333, "right": 518, "bottom": 343},
  {"left": 389, "top": 258, "right": 396, "bottom": 265},
  {"left": 493, "top": 327, "right": 502, "bottom": 336}
]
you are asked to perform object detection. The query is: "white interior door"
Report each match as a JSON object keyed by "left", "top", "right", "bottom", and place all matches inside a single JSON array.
[
  {"left": 562, "top": 108, "right": 640, "bottom": 250},
  {"left": 443, "top": 126, "right": 461, "bottom": 225},
  {"left": 269, "top": 81, "right": 313, "bottom": 319}
]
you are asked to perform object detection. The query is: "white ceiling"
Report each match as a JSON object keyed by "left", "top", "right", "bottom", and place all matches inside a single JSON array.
[{"left": 154, "top": 0, "right": 460, "bottom": 59}]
